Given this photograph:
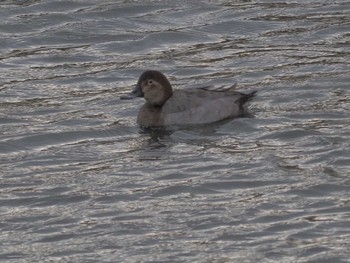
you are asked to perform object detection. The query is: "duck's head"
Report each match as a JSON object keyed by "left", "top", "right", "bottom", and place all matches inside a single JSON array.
[{"left": 120, "top": 70, "right": 173, "bottom": 106}]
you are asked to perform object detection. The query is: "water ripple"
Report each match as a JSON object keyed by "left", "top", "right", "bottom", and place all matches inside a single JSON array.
[{"left": 1, "top": 0, "right": 350, "bottom": 262}]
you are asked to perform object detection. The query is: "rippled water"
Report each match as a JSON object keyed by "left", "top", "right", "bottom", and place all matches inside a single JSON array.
[{"left": 1, "top": 1, "right": 350, "bottom": 262}]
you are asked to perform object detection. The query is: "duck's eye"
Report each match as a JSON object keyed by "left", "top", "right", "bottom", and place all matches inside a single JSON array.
[{"left": 148, "top": 80, "right": 153, "bottom": 84}]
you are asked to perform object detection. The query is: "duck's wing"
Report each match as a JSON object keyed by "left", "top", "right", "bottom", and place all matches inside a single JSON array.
[
  {"left": 160, "top": 84, "right": 257, "bottom": 125},
  {"left": 164, "top": 84, "right": 249, "bottom": 113},
  {"left": 198, "top": 84, "right": 257, "bottom": 105},
  {"left": 162, "top": 86, "right": 253, "bottom": 115},
  {"left": 162, "top": 95, "right": 242, "bottom": 125}
]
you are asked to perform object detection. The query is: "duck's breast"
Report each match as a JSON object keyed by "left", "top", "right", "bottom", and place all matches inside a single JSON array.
[{"left": 137, "top": 103, "right": 164, "bottom": 126}]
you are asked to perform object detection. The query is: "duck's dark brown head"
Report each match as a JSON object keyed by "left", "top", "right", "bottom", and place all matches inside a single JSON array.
[{"left": 120, "top": 71, "right": 173, "bottom": 106}]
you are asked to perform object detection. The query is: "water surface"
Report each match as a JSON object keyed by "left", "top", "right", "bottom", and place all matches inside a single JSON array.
[{"left": 1, "top": 1, "right": 349, "bottom": 262}]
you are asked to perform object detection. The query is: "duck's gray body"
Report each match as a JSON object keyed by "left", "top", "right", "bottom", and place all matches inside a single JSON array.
[{"left": 121, "top": 70, "right": 256, "bottom": 127}]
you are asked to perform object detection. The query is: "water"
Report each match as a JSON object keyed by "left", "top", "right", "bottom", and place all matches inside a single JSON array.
[{"left": 1, "top": 0, "right": 349, "bottom": 262}]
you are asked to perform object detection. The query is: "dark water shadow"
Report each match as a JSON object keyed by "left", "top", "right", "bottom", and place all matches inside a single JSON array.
[{"left": 137, "top": 113, "right": 255, "bottom": 146}]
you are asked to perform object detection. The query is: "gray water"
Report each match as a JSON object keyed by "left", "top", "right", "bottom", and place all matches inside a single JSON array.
[{"left": 1, "top": 0, "right": 350, "bottom": 262}]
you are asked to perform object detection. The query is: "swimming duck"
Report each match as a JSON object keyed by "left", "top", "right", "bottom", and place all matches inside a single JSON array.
[{"left": 121, "top": 70, "right": 256, "bottom": 127}]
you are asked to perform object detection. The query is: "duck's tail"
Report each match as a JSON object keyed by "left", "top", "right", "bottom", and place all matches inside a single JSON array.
[
  {"left": 238, "top": 90, "right": 257, "bottom": 112},
  {"left": 240, "top": 90, "right": 257, "bottom": 104}
]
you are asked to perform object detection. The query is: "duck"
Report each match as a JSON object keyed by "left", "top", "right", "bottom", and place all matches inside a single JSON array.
[{"left": 120, "top": 70, "right": 256, "bottom": 127}]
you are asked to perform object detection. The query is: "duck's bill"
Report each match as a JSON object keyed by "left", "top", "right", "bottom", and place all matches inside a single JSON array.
[
  {"left": 120, "top": 92, "right": 138, "bottom": 99},
  {"left": 120, "top": 84, "right": 144, "bottom": 100}
]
